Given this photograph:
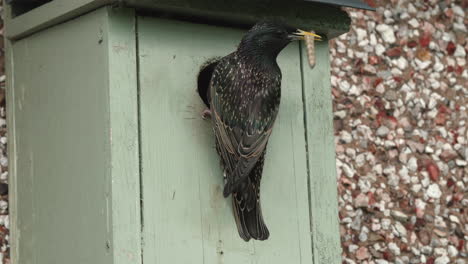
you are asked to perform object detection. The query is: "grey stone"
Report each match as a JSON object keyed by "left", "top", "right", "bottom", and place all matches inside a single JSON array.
[
  {"left": 390, "top": 210, "right": 408, "bottom": 223},
  {"left": 376, "top": 126, "right": 390, "bottom": 137},
  {"left": 395, "top": 221, "right": 408, "bottom": 237},
  {"left": 384, "top": 90, "right": 398, "bottom": 101}
]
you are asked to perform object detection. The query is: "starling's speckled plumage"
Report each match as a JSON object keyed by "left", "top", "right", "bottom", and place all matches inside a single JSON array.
[{"left": 208, "top": 20, "right": 321, "bottom": 241}]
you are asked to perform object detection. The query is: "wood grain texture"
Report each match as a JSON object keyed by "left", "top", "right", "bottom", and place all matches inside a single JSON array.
[
  {"left": 138, "top": 17, "right": 313, "bottom": 264},
  {"left": 300, "top": 41, "right": 342, "bottom": 264},
  {"left": 105, "top": 7, "right": 142, "bottom": 264}
]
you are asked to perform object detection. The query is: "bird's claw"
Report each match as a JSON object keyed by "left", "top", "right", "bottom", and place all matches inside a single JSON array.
[{"left": 202, "top": 109, "right": 212, "bottom": 120}]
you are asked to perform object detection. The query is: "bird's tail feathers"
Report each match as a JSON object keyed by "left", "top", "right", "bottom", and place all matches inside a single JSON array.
[{"left": 232, "top": 190, "right": 269, "bottom": 241}]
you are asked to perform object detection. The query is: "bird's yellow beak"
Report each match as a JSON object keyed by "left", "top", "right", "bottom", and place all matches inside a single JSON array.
[{"left": 291, "top": 29, "right": 322, "bottom": 41}]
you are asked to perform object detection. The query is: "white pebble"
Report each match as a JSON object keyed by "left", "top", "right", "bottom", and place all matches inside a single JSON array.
[
  {"left": 449, "top": 215, "right": 460, "bottom": 224},
  {"left": 0, "top": 200, "right": 7, "bottom": 211},
  {"left": 412, "top": 184, "right": 422, "bottom": 193},
  {"left": 435, "top": 256, "right": 450, "bottom": 264},
  {"left": 408, "top": 157, "right": 418, "bottom": 172},
  {"left": 355, "top": 28, "right": 367, "bottom": 42},
  {"left": 382, "top": 218, "right": 391, "bottom": 230},
  {"left": 455, "top": 159, "right": 467, "bottom": 167},
  {"left": 388, "top": 242, "right": 401, "bottom": 255},
  {"left": 375, "top": 260, "right": 389, "bottom": 264},
  {"left": 408, "top": 18, "right": 419, "bottom": 28},
  {"left": 454, "top": 45, "right": 466, "bottom": 57},
  {"left": 375, "top": 44, "right": 386, "bottom": 56},
  {"left": 425, "top": 146, "right": 434, "bottom": 153},
  {"left": 452, "top": 5, "right": 465, "bottom": 17},
  {"left": 339, "top": 80, "right": 351, "bottom": 92},
  {"left": 342, "top": 163, "right": 355, "bottom": 178},
  {"left": 448, "top": 245, "right": 458, "bottom": 257},
  {"left": 427, "top": 184, "right": 442, "bottom": 199},
  {"left": 396, "top": 57, "right": 408, "bottom": 70},
  {"left": 334, "top": 110, "right": 347, "bottom": 119},
  {"left": 376, "top": 24, "right": 396, "bottom": 43},
  {"left": 0, "top": 157, "right": 7, "bottom": 167},
  {"left": 348, "top": 244, "right": 358, "bottom": 253},
  {"left": 433, "top": 60, "right": 444, "bottom": 72},
  {"left": 340, "top": 131, "right": 353, "bottom": 144}
]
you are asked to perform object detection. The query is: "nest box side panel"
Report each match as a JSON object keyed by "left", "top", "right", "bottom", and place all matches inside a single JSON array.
[
  {"left": 6, "top": 8, "right": 137, "bottom": 264},
  {"left": 138, "top": 17, "right": 313, "bottom": 263},
  {"left": 301, "top": 42, "right": 342, "bottom": 263}
]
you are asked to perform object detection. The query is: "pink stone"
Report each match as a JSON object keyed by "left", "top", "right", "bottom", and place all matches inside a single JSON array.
[
  {"left": 426, "top": 162, "right": 440, "bottom": 181},
  {"left": 454, "top": 193, "right": 463, "bottom": 202},
  {"left": 435, "top": 113, "right": 446, "bottom": 125},
  {"left": 407, "top": 40, "right": 418, "bottom": 48},
  {"left": 446, "top": 42, "right": 456, "bottom": 55},
  {"left": 363, "top": 0, "right": 376, "bottom": 8},
  {"left": 368, "top": 55, "right": 380, "bottom": 65},
  {"left": 356, "top": 247, "right": 370, "bottom": 260},
  {"left": 386, "top": 47, "right": 402, "bottom": 57},
  {"left": 444, "top": 8, "right": 454, "bottom": 19},
  {"left": 439, "top": 149, "right": 458, "bottom": 161},
  {"left": 362, "top": 64, "right": 377, "bottom": 75},
  {"left": 419, "top": 33, "right": 431, "bottom": 48},
  {"left": 416, "top": 208, "right": 425, "bottom": 218},
  {"left": 449, "top": 235, "right": 459, "bottom": 246},
  {"left": 423, "top": 22, "right": 435, "bottom": 34}
]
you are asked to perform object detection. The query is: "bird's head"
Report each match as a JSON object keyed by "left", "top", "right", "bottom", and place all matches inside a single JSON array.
[{"left": 238, "top": 20, "right": 321, "bottom": 59}]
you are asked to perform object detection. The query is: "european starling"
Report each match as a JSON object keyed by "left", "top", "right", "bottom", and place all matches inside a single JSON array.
[{"left": 207, "top": 20, "right": 321, "bottom": 241}]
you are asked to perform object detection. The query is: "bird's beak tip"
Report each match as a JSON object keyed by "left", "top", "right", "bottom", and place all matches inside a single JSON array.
[{"left": 292, "top": 29, "right": 323, "bottom": 41}]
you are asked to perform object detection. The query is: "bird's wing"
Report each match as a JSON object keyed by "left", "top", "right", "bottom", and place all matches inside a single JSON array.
[
  {"left": 212, "top": 104, "right": 274, "bottom": 172},
  {"left": 210, "top": 56, "right": 279, "bottom": 196}
]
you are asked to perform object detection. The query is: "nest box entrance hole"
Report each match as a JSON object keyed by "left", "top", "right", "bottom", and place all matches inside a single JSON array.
[{"left": 197, "top": 58, "right": 221, "bottom": 109}]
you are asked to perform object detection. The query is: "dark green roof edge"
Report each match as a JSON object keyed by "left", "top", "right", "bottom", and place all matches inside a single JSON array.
[
  {"left": 6, "top": 0, "right": 351, "bottom": 40},
  {"left": 126, "top": 0, "right": 351, "bottom": 38},
  {"left": 304, "top": 0, "right": 376, "bottom": 10}
]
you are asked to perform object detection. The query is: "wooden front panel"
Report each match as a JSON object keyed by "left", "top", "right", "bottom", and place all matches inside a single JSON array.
[{"left": 138, "top": 17, "right": 313, "bottom": 263}]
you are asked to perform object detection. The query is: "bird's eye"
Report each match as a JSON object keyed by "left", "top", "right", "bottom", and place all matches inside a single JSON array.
[{"left": 275, "top": 31, "right": 284, "bottom": 37}]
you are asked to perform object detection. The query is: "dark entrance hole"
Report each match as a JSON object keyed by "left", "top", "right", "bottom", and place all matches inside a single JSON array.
[
  {"left": 8, "top": 0, "right": 53, "bottom": 17},
  {"left": 197, "top": 57, "right": 221, "bottom": 109}
]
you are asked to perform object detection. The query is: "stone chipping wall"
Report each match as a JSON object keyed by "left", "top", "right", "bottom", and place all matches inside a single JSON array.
[
  {"left": 0, "top": 2, "right": 10, "bottom": 263},
  {"left": 331, "top": 1, "right": 467, "bottom": 264}
]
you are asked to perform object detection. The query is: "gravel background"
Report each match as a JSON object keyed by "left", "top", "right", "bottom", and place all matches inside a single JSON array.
[
  {"left": 331, "top": 1, "right": 467, "bottom": 264},
  {"left": 0, "top": 0, "right": 466, "bottom": 263},
  {"left": 0, "top": 2, "right": 9, "bottom": 263}
]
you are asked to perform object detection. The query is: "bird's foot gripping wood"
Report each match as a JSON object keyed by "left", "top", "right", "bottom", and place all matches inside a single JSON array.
[{"left": 201, "top": 109, "right": 212, "bottom": 120}]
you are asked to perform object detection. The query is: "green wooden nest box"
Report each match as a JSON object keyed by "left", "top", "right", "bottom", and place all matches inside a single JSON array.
[{"left": 4, "top": 0, "right": 371, "bottom": 263}]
